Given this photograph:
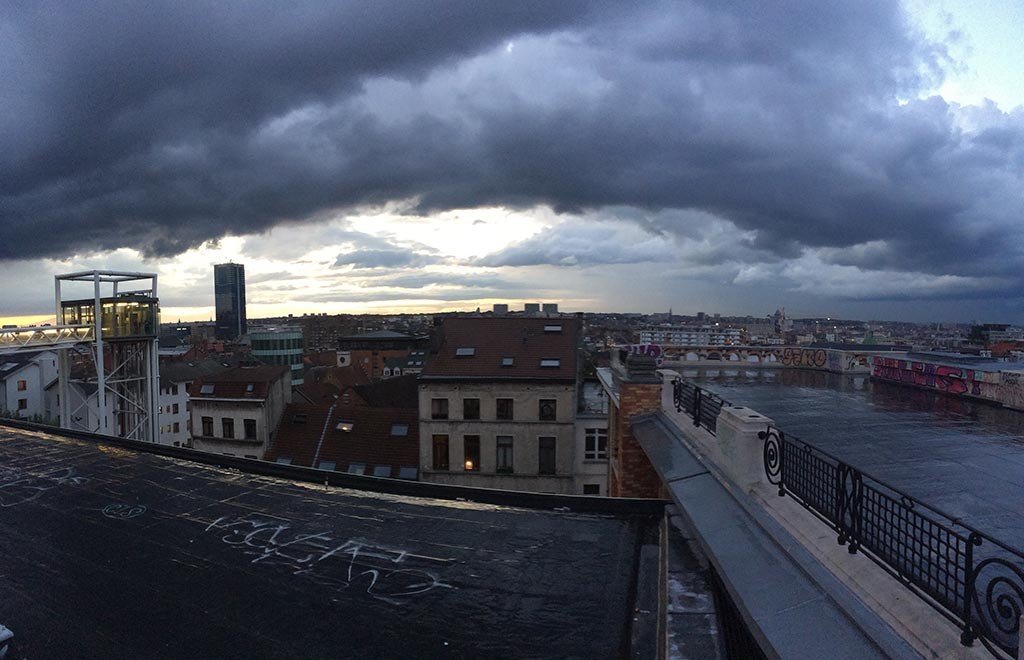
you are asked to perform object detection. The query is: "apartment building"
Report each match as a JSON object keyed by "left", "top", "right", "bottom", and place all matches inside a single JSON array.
[
  {"left": 418, "top": 317, "right": 585, "bottom": 494},
  {"left": 0, "top": 350, "right": 58, "bottom": 421}
]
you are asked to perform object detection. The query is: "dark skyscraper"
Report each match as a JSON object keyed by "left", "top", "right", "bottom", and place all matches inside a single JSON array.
[{"left": 214, "top": 263, "right": 247, "bottom": 340}]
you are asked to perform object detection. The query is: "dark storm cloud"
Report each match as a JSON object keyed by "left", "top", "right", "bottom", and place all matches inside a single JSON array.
[{"left": 3, "top": 0, "right": 1024, "bottom": 302}]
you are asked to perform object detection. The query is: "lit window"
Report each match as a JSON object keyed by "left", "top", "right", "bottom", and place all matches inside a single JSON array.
[
  {"left": 464, "top": 436, "right": 480, "bottom": 471},
  {"left": 539, "top": 359, "right": 560, "bottom": 368},
  {"left": 390, "top": 423, "right": 409, "bottom": 436},
  {"left": 336, "top": 420, "right": 355, "bottom": 432},
  {"left": 455, "top": 347, "right": 475, "bottom": 357}
]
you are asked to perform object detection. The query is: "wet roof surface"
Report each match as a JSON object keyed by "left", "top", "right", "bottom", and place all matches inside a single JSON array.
[{"left": 0, "top": 425, "right": 645, "bottom": 659}]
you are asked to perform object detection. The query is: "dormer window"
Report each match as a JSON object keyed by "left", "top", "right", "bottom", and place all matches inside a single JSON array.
[{"left": 200, "top": 384, "right": 215, "bottom": 395}]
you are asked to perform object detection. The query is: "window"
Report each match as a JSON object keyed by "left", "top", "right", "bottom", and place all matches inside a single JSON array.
[
  {"left": 17, "top": 398, "right": 27, "bottom": 411},
  {"left": 583, "top": 484, "right": 601, "bottom": 496},
  {"left": 172, "top": 403, "right": 179, "bottom": 414},
  {"left": 539, "top": 359, "right": 560, "bottom": 368},
  {"left": 496, "top": 398, "right": 513, "bottom": 420},
  {"left": 347, "top": 463, "right": 366, "bottom": 475},
  {"left": 200, "top": 384, "right": 215, "bottom": 395},
  {"left": 276, "top": 457, "right": 292, "bottom": 465},
  {"left": 244, "top": 418, "right": 257, "bottom": 439},
  {"left": 432, "top": 435, "right": 450, "bottom": 470},
  {"left": 455, "top": 347, "right": 475, "bottom": 357},
  {"left": 336, "top": 420, "right": 355, "bottom": 432},
  {"left": 171, "top": 384, "right": 178, "bottom": 395},
  {"left": 463, "top": 436, "right": 480, "bottom": 471},
  {"left": 496, "top": 436, "right": 514, "bottom": 473},
  {"left": 172, "top": 422, "right": 180, "bottom": 433},
  {"left": 431, "top": 398, "right": 449, "bottom": 420},
  {"left": 390, "top": 423, "right": 409, "bottom": 437},
  {"left": 538, "top": 437, "right": 556, "bottom": 475},
  {"left": 245, "top": 383, "right": 254, "bottom": 393},
  {"left": 398, "top": 466, "right": 418, "bottom": 480},
  {"left": 318, "top": 460, "right": 336, "bottom": 471},
  {"left": 501, "top": 357, "right": 514, "bottom": 367},
  {"left": 373, "top": 465, "right": 391, "bottom": 478},
  {"left": 222, "top": 418, "right": 235, "bottom": 439},
  {"left": 539, "top": 399, "right": 557, "bottom": 421},
  {"left": 16, "top": 380, "right": 26, "bottom": 391},
  {"left": 585, "top": 428, "right": 608, "bottom": 460},
  {"left": 202, "top": 416, "right": 213, "bottom": 436},
  {"left": 463, "top": 398, "right": 480, "bottom": 420}
]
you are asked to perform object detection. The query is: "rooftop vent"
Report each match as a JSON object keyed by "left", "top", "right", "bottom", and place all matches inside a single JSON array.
[
  {"left": 455, "top": 347, "right": 476, "bottom": 357},
  {"left": 539, "top": 358, "right": 561, "bottom": 368}
]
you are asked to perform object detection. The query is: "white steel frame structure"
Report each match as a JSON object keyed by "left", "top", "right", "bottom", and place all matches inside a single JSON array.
[{"left": 54, "top": 271, "right": 160, "bottom": 443}]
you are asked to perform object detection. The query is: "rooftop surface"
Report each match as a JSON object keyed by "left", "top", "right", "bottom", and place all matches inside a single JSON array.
[
  {"left": 422, "top": 317, "right": 579, "bottom": 380},
  {"left": 0, "top": 423, "right": 651, "bottom": 659}
]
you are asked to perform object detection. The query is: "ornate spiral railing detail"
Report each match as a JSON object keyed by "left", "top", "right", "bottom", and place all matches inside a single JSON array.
[{"left": 759, "top": 423, "right": 1024, "bottom": 658}]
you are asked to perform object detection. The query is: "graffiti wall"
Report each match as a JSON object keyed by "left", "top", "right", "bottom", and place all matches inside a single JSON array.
[
  {"left": 869, "top": 356, "right": 1024, "bottom": 410},
  {"left": 653, "top": 345, "right": 873, "bottom": 374}
]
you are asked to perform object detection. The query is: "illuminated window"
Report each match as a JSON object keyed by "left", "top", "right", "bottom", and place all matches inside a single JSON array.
[{"left": 463, "top": 436, "right": 480, "bottom": 471}]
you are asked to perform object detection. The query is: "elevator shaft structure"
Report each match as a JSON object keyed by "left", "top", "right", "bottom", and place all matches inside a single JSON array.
[{"left": 55, "top": 271, "right": 160, "bottom": 443}]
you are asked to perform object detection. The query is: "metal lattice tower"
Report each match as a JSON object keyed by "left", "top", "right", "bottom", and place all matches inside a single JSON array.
[{"left": 54, "top": 271, "right": 160, "bottom": 442}]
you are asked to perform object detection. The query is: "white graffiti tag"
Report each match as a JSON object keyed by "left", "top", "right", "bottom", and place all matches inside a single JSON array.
[
  {"left": 0, "top": 467, "right": 87, "bottom": 508},
  {"left": 102, "top": 503, "right": 147, "bottom": 520},
  {"left": 204, "top": 515, "right": 454, "bottom": 604}
]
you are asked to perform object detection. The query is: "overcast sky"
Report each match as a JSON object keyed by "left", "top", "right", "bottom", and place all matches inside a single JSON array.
[{"left": 2, "top": 1, "right": 1023, "bottom": 324}]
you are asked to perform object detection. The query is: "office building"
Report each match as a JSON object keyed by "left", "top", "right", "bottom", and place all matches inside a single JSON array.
[{"left": 214, "top": 263, "right": 247, "bottom": 340}]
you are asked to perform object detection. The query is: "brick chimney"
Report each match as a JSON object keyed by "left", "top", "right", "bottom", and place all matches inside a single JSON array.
[{"left": 608, "top": 351, "right": 663, "bottom": 498}]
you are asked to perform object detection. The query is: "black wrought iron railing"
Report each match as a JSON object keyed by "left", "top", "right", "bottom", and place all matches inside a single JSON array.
[
  {"left": 672, "top": 379, "right": 731, "bottom": 435},
  {"left": 759, "top": 425, "right": 1024, "bottom": 659}
]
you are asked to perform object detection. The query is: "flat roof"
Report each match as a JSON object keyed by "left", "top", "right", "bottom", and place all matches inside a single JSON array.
[{"left": 0, "top": 422, "right": 654, "bottom": 659}]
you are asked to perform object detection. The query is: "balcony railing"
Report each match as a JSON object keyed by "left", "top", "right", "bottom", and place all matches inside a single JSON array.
[
  {"left": 672, "top": 378, "right": 732, "bottom": 435},
  {"left": 760, "top": 425, "right": 1024, "bottom": 659}
]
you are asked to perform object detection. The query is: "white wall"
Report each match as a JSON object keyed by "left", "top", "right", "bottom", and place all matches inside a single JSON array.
[{"left": 1, "top": 351, "right": 57, "bottom": 420}]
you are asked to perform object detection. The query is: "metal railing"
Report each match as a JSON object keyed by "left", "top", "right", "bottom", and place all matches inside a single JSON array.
[
  {"left": 759, "top": 425, "right": 1024, "bottom": 658},
  {"left": 672, "top": 379, "right": 731, "bottom": 435},
  {"left": 0, "top": 324, "right": 94, "bottom": 353}
]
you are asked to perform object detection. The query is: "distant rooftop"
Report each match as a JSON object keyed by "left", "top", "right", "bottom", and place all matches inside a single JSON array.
[{"left": 0, "top": 420, "right": 658, "bottom": 659}]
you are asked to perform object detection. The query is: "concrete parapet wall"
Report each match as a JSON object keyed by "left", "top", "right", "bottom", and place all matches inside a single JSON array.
[
  {"left": 627, "top": 344, "right": 885, "bottom": 374},
  {"left": 871, "top": 354, "right": 1024, "bottom": 411}
]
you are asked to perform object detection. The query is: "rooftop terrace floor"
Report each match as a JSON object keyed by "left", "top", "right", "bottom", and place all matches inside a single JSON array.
[{"left": 0, "top": 424, "right": 649, "bottom": 659}]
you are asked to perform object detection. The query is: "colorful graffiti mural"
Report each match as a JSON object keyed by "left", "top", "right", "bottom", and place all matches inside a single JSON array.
[
  {"left": 652, "top": 346, "right": 873, "bottom": 374},
  {"left": 871, "top": 357, "right": 985, "bottom": 396}
]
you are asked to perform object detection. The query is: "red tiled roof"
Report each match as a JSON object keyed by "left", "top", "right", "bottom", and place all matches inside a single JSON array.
[
  {"left": 266, "top": 403, "right": 419, "bottom": 478},
  {"left": 188, "top": 365, "right": 289, "bottom": 399},
  {"left": 421, "top": 317, "right": 579, "bottom": 380}
]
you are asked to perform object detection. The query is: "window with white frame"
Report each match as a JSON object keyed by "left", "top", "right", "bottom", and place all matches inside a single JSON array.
[{"left": 584, "top": 428, "right": 608, "bottom": 460}]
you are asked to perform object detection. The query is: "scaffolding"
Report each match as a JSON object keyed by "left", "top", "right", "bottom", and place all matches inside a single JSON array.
[{"left": 53, "top": 271, "right": 161, "bottom": 443}]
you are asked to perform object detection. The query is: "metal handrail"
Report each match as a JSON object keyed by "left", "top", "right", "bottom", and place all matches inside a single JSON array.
[
  {"left": 672, "top": 378, "right": 732, "bottom": 435},
  {"left": 760, "top": 424, "right": 1024, "bottom": 659}
]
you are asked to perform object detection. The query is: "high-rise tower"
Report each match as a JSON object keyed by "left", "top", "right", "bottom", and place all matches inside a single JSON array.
[{"left": 214, "top": 263, "right": 246, "bottom": 340}]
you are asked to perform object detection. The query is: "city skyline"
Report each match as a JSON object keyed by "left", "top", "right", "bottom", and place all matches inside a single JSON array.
[{"left": 2, "top": 2, "right": 1024, "bottom": 325}]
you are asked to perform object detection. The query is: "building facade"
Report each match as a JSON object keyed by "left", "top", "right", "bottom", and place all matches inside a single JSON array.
[
  {"left": 214, "top": 263, "right": 247, "bottom": 340},
  {"left": 250, "top": 328, "right": 304, "bottom": 385},
  {"left": 0, "top": 350, "right": 58, "bottom": 421},
  {"left": 418, "top": 317, "right": 591, "bottom": 494},
  {"left": 188, "top": 365, "right": 291, "bottom": 459},
  {"left": 639, "top": 325, "right": 742, "bottom": 346}
]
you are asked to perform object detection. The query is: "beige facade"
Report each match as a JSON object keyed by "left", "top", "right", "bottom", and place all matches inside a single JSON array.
[
  {"left": 190, "top": 372, "right": 291, "bottom": 459},
  {"left": 573, "top": 412, "right": 609, "bottom": 496},
  {"left": 419, "top": 382, "right": 579, "bottom": 494}
]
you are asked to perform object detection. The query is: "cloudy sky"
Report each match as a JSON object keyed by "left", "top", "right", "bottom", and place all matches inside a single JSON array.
[{"left": 2, "top": 1, "right": 1023, "bottom": 325}]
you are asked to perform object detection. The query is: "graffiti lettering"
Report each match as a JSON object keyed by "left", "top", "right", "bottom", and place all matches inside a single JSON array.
[
  {"left": 0, "top": 467, "right": 87, "bottom": 508},
  {"left": 204, "top": 515, "right": 454, "bottom": 605},
  {"left": 102, "top": 503, "right": 147, "bottom": 520}
]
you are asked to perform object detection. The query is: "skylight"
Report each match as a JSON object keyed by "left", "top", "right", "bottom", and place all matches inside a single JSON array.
[
  {"left": 245, "top": 383, "right": 254, "bottom": 393},
  {"left": 544, "top": 324, "right": 562, "bottom": 333},
  {"left": 372, "top": 465, "right": 391, "bottom": 477},
  {"left": 292, "top": 413, "right": 308, "bottom": 424},
  {"left": 0, "top": 363, "right": 18, "bottom": 372},
  {"left": 276, "top": 457, "right": 292, "bottom": 465},
  {"left": 398, "top": 466, "right": 418, "bottom": 480},
  {"left": 501, "top": 357, "right": 514, "bottom": 367},
  {"left": 455, "top": 347, "right": 476, "bottom": 357},
  {"left": 336, "top": 420, "right": 355, "bottom": 432},
  {"left": 539, "top": 359, "right": 561, "bottom": 368},
  {"left": 347, "top": 462, "right": 365, "bottom": 474},
  {"left": 318, "top": 460, "right": 336, "bottom": 471},
  {"left": 390, "top": 423, "right": 409, "bottom": 437},
  {"left": 199, "top": 384, "right": 215, "bottom": 395}
]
